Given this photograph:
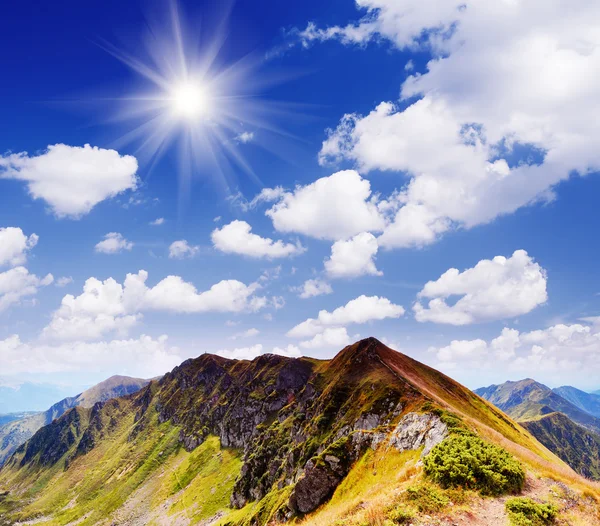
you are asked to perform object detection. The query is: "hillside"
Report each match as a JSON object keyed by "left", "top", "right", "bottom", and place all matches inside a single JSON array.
[
  {"left": 0, "top": 338, "right": 598, "bottom": 526},
  {"left": 521, "top": 412, "right": 600, "bottom": 480},
  {"left": 475, "top": 379, "right": 600, "bottom": 433},
  {"left": 553, "top": 386, "right": 600, "bottom": 418},
  {"left": 476, "top": 379, "right": 600, "bottom": 481},
  {"left": 0, "top": 375, "right": 148, "bottom": 465}
]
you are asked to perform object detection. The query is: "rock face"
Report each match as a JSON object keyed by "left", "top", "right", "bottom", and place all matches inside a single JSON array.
[
  {"left": 389, "top": 412, "right": 448, "bottom": 457},
  {"left": 289, "top": 458, "right": 343, "bottom": 514}
]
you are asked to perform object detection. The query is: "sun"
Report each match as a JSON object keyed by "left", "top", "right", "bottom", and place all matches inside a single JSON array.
[
  {"left": 170, "top": 82, "right": 210, "bottom": 120},
  {"left": 95, "top": 0, "right": 298, "bottom": 198}
]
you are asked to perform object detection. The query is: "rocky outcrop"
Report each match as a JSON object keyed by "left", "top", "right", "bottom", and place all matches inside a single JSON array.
[
  {"left": 389, "top": 412, "right": 448, "bottom": 456},
  {"left": 289, "top": 458, "right": 343, "bottom": 514}
]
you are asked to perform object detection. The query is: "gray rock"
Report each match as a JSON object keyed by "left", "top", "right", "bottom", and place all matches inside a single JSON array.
[
  {"left": 354, "top": 413, "right": 380, "bottom": 431},
  {"left": 389, "top": 412, "right": 448, "bottom": 457}
]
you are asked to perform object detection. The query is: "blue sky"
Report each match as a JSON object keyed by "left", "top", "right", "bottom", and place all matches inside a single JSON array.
[{"left": 1, "top": 0, "right": 600, "bottom": 408}]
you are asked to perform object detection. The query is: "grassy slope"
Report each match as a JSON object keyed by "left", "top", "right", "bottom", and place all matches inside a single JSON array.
[
  {"left": 0, "top": 339, "right": 599, "bottom": 526},
  {"left": 522, "top": 412, "right": 600, "bottom": 480}
]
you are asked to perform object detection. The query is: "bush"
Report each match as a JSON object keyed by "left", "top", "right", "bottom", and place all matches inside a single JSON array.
[
  {"left": 505, "top": 497, "right": 558, "bottom": 526},
  {"left": 404, "top": 484, "right": 450, "bottom": 513},
  {"left": 423, "top": 434, "right": 525, "bottom": 496},
  {"left": 386, "top": 506, "right": 415, "bottom": 524}
]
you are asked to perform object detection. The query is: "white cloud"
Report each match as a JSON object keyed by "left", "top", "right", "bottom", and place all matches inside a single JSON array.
[
  {"left": 150, "top": 217, "right": 165, "bottom": 226},
  {"left": 235, "top": 131, "right": 255, "bottom": 144},
  {"left": 0, "top": 334, "right": 180, "bottom": 378},
  {"left": 229, "top": 328, "right": 260, "bottom": 340},
  {"left": 169, "top": 240, "right": 200, "bottom": 259},
  {"left": 414, "top": 250, "right": 547, "bottom": 325},
  {"left": 55, "top": 276, "right": 74, "bottom": 287},
  {"left": 44, "top": 271, "right": 266, "bottom": 341},
  {"left": 288, "top": 295, "right": 405, "bottom": 338},
  {"left": 0, "top": 144, "right": 138, "bottom": 218},
  {"left": 308, "top": 1, "right": 600, "bottom": 247},
  {"left": 325, "top": 232, "right": 382, "bottom": 278},
  {"left": 271, "top": 344, "right": 302, "bottom": 358},
  {"left": 215, "top": 343, "right": 303, "bottom": 361},
  {"left": 300, "top": 327, "right": 351, "bottom": 349},
  {"left": 429, "top": 322, "right": 600, "bottom": 389},
  {"left": 264, "top": 170, "right": 385, "bottom": 240},
  {"left": 211, "top": 220, "right": 305, "bottom": 259},
  {"left": 216, "top": 344, "right": 264, "bottom": 361},
  {"left": 0, "top": 227, "right": 38, "bottom": 267},
  {"left": 436, "top": 339, "right": 489, "bottom": 364},
  {"left": 0, "top": 267, "right": 53, "bottom": 312},
  {"left": 95, "top": 232, "right": 134, "bottom": 254},
  {"left": 296, "top": 279, "right": 333, "bottom": 299}
]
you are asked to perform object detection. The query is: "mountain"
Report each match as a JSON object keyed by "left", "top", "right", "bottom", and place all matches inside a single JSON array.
[
  {"left": 0, "top": 413, "right": 37, "bottom": 427},
  {"left": 0, "top": 375, "right": 148, "bottom": 465},
  {"left": 476, "top": 379, "right": 600, "bottom": 480},
  {"left": 0, "top": 338, "right": 597, "bottom": 526},
  {"left": 521, "top": 412, "right": 600, "bottom": 480},
  {"left": 553, "top": 385, "right": 600, "bottom": 418},
  {"left": 475, "top": 378, "right": 600, "bottom": 434}
]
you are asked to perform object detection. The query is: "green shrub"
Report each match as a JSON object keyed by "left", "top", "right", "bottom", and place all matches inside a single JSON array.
[
  {"left": 505, "top": 497, "right": 558, "bottom": 526},
  {"left": 423, "top": 435, "right": 525, "bottom": 496},
  {"left": 386, "top": 505, "right": 415, "bottom": 524},
  {"left": 404, "top": 484, "right": 450, "bottom": 513}
]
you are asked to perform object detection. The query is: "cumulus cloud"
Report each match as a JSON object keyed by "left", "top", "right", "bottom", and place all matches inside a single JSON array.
[
  {"left": 264, "top": 170, "right": 385, "bottom": 240},
  {"left": 95, "top": 232, "right": 134, "bottom": 254},
  {"left": 325, "top": 232, "right": 382, "bottom": 278},
  {"left": 296, "top": 279, "right": 333, "bottom": 299},
  {"left": 169, "top": 240, "right": 200, "bottom": 259},
  {"left": 271, "top": 344, "right": 302, "bottom": 358},
  {"left": 288, "top": 295, "right": 404, "bottom": 338},
  {"left": 0, "top": 267, "right": 53, "bottom": 312},
  {"left": 0, "top": 227, "right": 38, "bottom": 267},
  {"left": 211, "top": 220, "right": 305, "bottom": 259},
  {"left": 150, "top": 217, "right": 165, "bottom": 226},
  {"left": 414, "top": 250, "right": 547, "bottom": 325},
  {"left": 0, "top": 334, "right": 180, "bottom": 378},
  {"left": 215, "top": 343, "right": 303, "bottom": 360},
  {"left": 216, "top": 344, "right": 264, "bottom": 361},
  {"left": 308, "top": 1, "right": 600, "bottom": 247},
  {"left": 300, "top": 327, "right": 351, "bottom": 349},
  {"left": 429, "top": 322, "right": 600, "bottom": 389},
  {"left": 0, "top": 144, "right": 138, "bottom": 218},
  {"left": 43, "top": 271, "right": 266, "bottom": 341}
]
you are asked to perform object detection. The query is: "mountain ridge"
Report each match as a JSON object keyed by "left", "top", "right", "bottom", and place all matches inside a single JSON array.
[{"left": 0, "top": 338, "right": 596, "bottom": 526}]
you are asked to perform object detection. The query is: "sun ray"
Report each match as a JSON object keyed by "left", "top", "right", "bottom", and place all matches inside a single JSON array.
[{"left": 93, "top": 0, "right": 305, "bottom": 203}]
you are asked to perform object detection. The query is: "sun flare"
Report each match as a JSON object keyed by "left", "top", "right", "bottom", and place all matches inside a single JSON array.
[{"left": 97, "top": 0, "right": 297, "bottom": 198}]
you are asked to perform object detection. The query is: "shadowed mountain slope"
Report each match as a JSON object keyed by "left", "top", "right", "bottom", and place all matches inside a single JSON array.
[
  {"left": 521, "top": 412, "right": 600, "bottom": 480},
  {"left": 0, "top": 338, "right": 597, "bottom": 526}
]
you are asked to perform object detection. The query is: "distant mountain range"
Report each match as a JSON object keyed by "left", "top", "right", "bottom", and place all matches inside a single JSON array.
[
  {"left": 476, "top": 379, "right": 600, "bottom": 479},
  {"left": 0, "top": 375, "right": 148, "bottom": 465}
]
